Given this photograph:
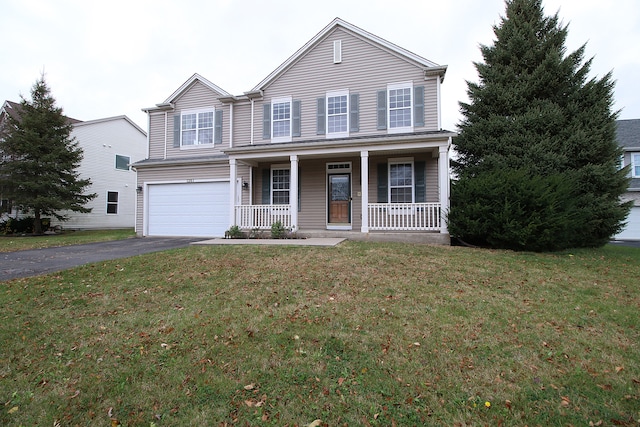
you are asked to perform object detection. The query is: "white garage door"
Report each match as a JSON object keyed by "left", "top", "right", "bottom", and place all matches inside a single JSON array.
[
  {"left": 148, "top": 182, "right": 229, "bottom": 237},
  {"left": 615, "top": 206, "right": 640, "bottom": 240}
]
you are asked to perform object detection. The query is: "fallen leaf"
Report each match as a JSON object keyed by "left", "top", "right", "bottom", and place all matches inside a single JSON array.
[
  {"left": 111, "top": 419, "right": 120, "bottom": 427},
  {"left": 338, "top": 377, "right": 345, "bottom": 386},
  {"left": 306, "top": 420, "right": 322, "bottom": 427},
  {"left": 244, "top": 383, "right": 255, "bottom": 390},
  {"left": 560, "top": 396, "right": 570, "bottom": 407},
  {"left": 8, "top": 406, "right": 18, "bottom": 414},
  {"left": 505, "top": 400, "right": 512, "bottom": 410},
  {"left": 615, "top": 366, "right": 624, "bottom": 373}
]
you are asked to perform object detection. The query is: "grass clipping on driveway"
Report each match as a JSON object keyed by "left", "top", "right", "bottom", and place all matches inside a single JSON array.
[{"left": 1, "top": 242, "right": 639, "bottom": 426}]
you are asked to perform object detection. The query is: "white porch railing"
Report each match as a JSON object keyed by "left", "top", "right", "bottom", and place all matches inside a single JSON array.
[
  {"left": 234, "top": 203, "right": 441, "bottom": 231},
  {"left": 235, "top": 205, "right": 292, "bottom": 229},
  {"left": 368, "top": 203, "right": 441, "bottom": 231}
]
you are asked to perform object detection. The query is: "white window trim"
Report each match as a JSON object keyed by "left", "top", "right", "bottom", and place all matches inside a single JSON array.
[
  {"left": 632, "top": 153, "right": 640, "bottom": 178},
  {"left": 106, "top": 191, "right": 119, "bottom": 215},
  {"left": 388, "top": 157, "right": 415, "bottom": 204},
  {"left": 387, "top": 81, "right": 413, "bottom": 134},
  {"left": 271, "top": 164, "right": 291, "bottom": 205},
  {"left": 115, "top": 154, "right": 131, "bottom": 171},
  {"left": 271, "top": 97, "right": 292, "bottom": 143},
  {"left": 180, "top": 107, "right": 215, "bottom": 149},
  {"left": 326, "top": 89, "right": 349, "bottom": 139}
]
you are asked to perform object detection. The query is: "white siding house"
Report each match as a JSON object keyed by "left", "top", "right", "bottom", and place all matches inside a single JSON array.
[{"left": 49, "top": 116, "right": 147, "bottom": 229}]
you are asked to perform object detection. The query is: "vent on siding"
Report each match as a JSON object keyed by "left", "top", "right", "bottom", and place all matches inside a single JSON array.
[{"left": 333, "top": 40, "right": 342, "bottom": 64}]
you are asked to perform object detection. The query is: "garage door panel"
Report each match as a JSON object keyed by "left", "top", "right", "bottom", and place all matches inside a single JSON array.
[
  {"left": 616, "top": 206, "right": 640, "bottom": 240},
  {"left": 148, "top": 182, "right": 229, "bottom": 237}
]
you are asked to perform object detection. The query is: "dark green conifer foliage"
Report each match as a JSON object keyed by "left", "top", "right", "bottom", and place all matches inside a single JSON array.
[
  {"left": 0, "top": 75, "right": 96, "bottom": 234},
  {"left": 449, "top": 0, "right": 631, "bottom": 251}
]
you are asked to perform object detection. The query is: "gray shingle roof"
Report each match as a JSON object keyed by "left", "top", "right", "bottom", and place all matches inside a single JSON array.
[{"left": 616, "top": 119, "right": 640, "bottom": 149}]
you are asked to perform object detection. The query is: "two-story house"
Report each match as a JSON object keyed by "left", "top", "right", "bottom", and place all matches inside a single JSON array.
[
  {"left": 1, "top": 100, "right": 147, "bottom": 230},
  {"left": 615, "top": 119, "right": 640, "bottom": 240},
  {"left": 134, "top": 18, "right": 455, "bottom": 243}
]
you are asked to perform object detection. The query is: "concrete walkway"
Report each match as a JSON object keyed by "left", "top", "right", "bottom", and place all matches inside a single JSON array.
[{"left": 192, "top": 237, "right": 346, "bottom": 247}]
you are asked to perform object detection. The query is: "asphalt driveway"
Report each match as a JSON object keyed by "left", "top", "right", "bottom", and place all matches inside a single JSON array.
[{"left": 0, "top": 237, "right": 201, "bottom": 281}]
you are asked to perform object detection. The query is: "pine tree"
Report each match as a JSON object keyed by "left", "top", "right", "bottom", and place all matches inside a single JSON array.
[
  {"left": 449, "top": 0, "right": 631, "bottom": 251},
  {"left": 0, "top": 75, "right": 96, "bottom": 234}
]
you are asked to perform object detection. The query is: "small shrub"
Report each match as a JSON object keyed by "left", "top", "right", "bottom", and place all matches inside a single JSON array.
[
  {"left": 271, "top": 221, "right": 286, "bottom": 239},
  {"left": 226, "top": 225, "right": 244, "bottom": 239},
  {"left": 0, "top": 217, "right": 35, "bottom": 234}
]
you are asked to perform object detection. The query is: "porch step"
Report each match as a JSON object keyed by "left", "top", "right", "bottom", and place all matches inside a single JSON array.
[{"left": 297, "top": 230, "right": 450, "bottom": 245}]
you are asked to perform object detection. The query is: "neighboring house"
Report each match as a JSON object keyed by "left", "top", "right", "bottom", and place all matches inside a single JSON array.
[
  {"left": 0, "top": 100, "right": 147, "bottom": 229},
  {"left": 133, "top": 18, "right": 455, "bottom": 243},
  {"left": 615, "top": 119, "right": 640, "bottom": 240}
]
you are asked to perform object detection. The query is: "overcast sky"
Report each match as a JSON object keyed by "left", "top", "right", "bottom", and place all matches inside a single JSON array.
[{"left": 1, "top": 0, "right": 638, "bottom": 133}]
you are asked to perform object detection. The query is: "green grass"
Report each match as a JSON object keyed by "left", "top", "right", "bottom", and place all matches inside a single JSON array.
[
  {"left": 1, "top": 242, "right": 639, "bottom": 426},
  {"left": 0, "top": 228, "right": 136, "bottom": 252}
]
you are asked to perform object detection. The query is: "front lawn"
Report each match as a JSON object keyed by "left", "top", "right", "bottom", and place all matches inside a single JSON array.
[
  {"left": 0, "top": 229, "right": 136, "bottom": 252},
  {"left": 1, "top": 242, "right": 638, "bottom": 426}
]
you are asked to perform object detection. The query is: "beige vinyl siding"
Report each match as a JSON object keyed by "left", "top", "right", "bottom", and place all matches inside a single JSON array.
[
  {"left": 230, "top": 99, "right": 253, "bottom": 146},
  {"left": 165, "top": 81, "right": 228, "bottom": 159},
  {"left": 425, "top": 156, "right": 439, "bottom": 202},
  {"left": 243, "top": 28, "right": 439, "bottom": 146},
  {"left": 424, "top": 79, "right": 439, "bottom": 130},
  {"left": 148, "top": 112, "right": 168, "bottom": 159}
]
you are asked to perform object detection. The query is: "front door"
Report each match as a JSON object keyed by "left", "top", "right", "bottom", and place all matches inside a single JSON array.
[{"left": 328, "top": 174, "right": 351, "bottom": 225}]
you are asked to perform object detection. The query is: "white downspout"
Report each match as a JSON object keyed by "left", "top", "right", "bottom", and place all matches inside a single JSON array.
[
  {"left": 250, "top": 98, "right": 254, "bottom": 145},
  {"left": 163, "top": 111, "right": 167, "bottom": 159},
  {"left": 230, "top": 158, "right": 237, "bottom": 228},
  {"left": 229, "top": 103, "right": 234, "bottom": 148}
]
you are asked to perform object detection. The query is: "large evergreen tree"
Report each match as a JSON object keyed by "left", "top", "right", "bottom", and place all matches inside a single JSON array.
[
  {"left": 449, "top": 0, "right": 631, "bottom": 251},
  {"left": 0, "top": 75, "right": 96, "bottom": 234}
]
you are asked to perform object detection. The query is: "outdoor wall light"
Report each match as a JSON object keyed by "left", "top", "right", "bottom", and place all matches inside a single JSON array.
[
  {"left": 136, "top": 186, "right": 143, "bottom": 193},
  {"left": 242, "top": 182, "right": 249, "bottom": 189}
]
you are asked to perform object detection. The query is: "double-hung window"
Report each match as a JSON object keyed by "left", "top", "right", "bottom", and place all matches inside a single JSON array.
[
  {"left": 377, "top": 82, "right": 423, "bottom": 133},
  {"left": 181, "top": 109, "right": 214, "bottom": 146},
  {"left": 107, "top": 191, "right": 119, "bottom": 214},
  {"left": 389, "top": 160, "right": 414, "bottom": 204},
  {"left": 272, "top": 97, "right": 292, "bottom": 142},
  {"left": 272, "top": 168, "right": 290, "bottom": 205},
  {"left": 388, "top": 82, "right": 413, "bottom": 132},
  {"left": 318, "top": 90, "right": 358, "bottom": 138},
  {"left": 632, "top": 153, "right": 640, "bottom": 177},
  {"left": 327, "top": 90, "right": 348, "bottom": 137}
]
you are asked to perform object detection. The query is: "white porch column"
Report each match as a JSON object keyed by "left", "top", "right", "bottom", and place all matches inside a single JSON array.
[
  {"left": 438, "top": 143, "right": 450, "bottom": 233},
  {"left": 290, "top": 155, "right": 299, "bottom": 231},
  {"left": 360, "top": 150, "right": 369, "bottom": 233},
  {"left": 229, "top": 158, "right": 237, "bottom": 228}
]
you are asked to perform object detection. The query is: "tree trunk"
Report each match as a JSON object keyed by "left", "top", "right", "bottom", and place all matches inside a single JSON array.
[{"left": 33, "top": 209, "right": 42, "bottom": 235}]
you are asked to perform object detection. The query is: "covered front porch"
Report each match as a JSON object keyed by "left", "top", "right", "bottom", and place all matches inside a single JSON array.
[{"left": 225, "top": 132, "right": 453, "bottom": 242}]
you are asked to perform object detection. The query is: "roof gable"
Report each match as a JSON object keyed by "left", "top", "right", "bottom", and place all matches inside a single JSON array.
[
  {"left": 165, "top": 73, "right": 231, "bottom": 104},
  {"left": 251, "top": 17, "right": 447, "bottom": 92},
  {"left": 616, "top": 119, "right": 640, "bottom": 149}
]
